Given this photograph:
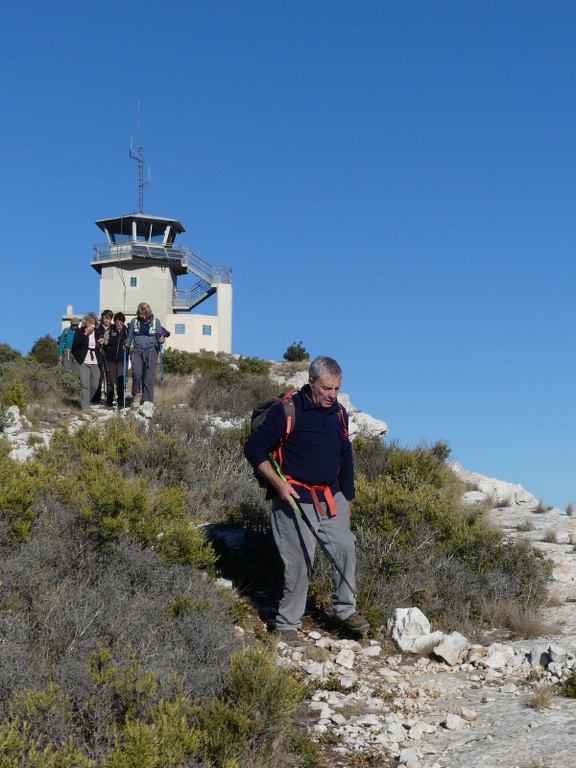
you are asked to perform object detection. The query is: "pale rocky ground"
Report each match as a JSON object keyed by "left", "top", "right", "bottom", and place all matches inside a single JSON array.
[
  {"left": 273, "top": 466, "right": 576, "bottom": 768},
  {"left": 3, "top": 393, "right": 576, "bottom": 768}
]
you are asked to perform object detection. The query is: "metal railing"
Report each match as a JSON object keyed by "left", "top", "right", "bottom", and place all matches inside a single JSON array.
[
  {"left": 173, "top": 280, "right": 216, "bottom": 309},
  {"left": 93, "top": 242, "right": 232, "bottom": 285}
]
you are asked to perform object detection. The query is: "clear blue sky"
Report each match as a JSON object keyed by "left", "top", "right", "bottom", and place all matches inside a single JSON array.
[{"left": 1, "top": 1, "right": 575, "bottom": 508}]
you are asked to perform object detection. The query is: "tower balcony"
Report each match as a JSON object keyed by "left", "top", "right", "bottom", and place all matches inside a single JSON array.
[{"left": 92, "top": 242, "right": 189, "bottom": 275}]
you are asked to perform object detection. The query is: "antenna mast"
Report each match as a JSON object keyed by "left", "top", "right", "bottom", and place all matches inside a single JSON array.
[{"left": 129, "top": 102, "right": 150, "bottom": 213}]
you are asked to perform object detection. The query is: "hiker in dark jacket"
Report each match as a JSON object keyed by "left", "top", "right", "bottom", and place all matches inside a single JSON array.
[
  {"left": 72, "top": 312, "right": 102, "bottom": 409},
  {"left": 244, "top": 356, "right": 369, "bottom": 647},
  {"left": 103, "top": 312, "right": 128, "bottom": 408},
  {"left": 92, "top": 309, "right": 114, "bottom": 404}
]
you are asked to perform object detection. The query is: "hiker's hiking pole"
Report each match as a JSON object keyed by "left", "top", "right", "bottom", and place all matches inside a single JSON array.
[
  {"left": 159, "top": 343, "right": 164, "bottom": 403},
  {"left": 123, "top": 348, "right": 127, "bottom": 406},
  {"left": 269, "top": 455, "right": 356, "bottom": 598}
]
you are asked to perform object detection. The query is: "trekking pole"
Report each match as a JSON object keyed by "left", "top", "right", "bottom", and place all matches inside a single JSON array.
[
  {"left": 159, "top": 345, "right": 164, "bottom": 403},
  {"left": 269, "top": 455, "right": 356, "bottom": 598},
  {"left": 123, "top": 348, "right": 127, "bottom": 406}
]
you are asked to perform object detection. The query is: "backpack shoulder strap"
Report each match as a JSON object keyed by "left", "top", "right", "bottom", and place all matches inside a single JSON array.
[
  {"left": 280, "top": 388, "right": 298, "bottom": 440},
  {"left": 336, "top": 403, "right": 348, "bottom": 439}
]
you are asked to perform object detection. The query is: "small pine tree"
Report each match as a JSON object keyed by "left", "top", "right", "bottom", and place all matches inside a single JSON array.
[
  {"left": 28, "top": 335, "right": 59, "bottom": 367},
  {"left": 283, "top": 341, "right": 309, "bottom": 362}
]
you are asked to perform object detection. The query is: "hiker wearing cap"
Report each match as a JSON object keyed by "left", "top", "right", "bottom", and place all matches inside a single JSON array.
[
  {"left": 103, "top": 312, "right": 128, "bottom": 408},
  {"left": 125, "top": 302, "right": 164, "bottom": 407},
  {"left": 71, "top": 312, "right": 102, "bottom": 409},
  {"left": 244, "top": 355, "right": 369, "bottom": 647},
  {"left": 58, "top": 318, "right": 80, "bottom": 373}
]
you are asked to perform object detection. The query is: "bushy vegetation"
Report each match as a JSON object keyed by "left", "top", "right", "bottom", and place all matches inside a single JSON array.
[
  {"left": 29, "top": 334, "right": 59, "bottom": 367},
  {"left": 0, "top": 346, "right": 556, "bottom": 764},
  {"left": 349, "top": 437, "right": 552, "bottom": 631},
  {"left": 283, "top": 340, "right": 309, "bottom": 362}
]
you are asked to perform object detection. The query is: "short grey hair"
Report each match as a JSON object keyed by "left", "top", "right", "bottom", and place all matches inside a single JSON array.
[
  {"left": 309, "top": 356, "right": 342, "bottom": 382},
  {"left": 137, "top": 302, "right": 152, "bottom": 314},
  {"left": 82, "top": 312, "right": 99, "bottom": 326}
]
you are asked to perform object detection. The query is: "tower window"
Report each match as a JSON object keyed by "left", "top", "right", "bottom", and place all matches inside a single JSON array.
[
  {"left": 175, "top": 324, "right": 186, "bottom": 335},
  {"left": 202, "top": 325, "right": 212, "bottom": 336},
  {"left": 130, "top": 277, "right": 138, "bottom": 287}
]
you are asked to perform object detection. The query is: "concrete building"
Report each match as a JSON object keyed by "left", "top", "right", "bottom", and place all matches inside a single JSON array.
[{"left": 62, "top": 211, "right": 232, "bottom": 353}]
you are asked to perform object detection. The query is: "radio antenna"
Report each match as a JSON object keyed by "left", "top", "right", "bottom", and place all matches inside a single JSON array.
[{"left": 129, "top": 101, "right": 151, "bottom": 213}]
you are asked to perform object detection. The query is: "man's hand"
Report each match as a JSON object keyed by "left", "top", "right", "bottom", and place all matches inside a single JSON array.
[{"left": 256, "top": 460, "right": 300, "bottom": 508}]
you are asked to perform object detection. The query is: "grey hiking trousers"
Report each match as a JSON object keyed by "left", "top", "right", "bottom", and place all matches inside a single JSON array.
[{"left": 271, "top": 491, "right": 357, "bottom": 631}]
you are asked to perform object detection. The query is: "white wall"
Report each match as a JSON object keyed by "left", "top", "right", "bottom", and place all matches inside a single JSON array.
[
  {"left": 163, "top": 313, "right": 222, "bottom": 353},
  {"left": 98, "top": 264, "right": 176, "bottom": 322}
]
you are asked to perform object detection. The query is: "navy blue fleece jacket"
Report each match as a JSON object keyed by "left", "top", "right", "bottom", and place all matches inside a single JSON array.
[{"left": 244, "top": 385, "right": 355, "bottom": 504}]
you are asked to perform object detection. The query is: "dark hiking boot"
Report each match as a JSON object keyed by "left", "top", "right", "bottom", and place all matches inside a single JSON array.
[
  {"left": 275, "top": 629, "right": 304, "bottom": 649},
  {"left": 341, "top": 612, "right": 370, "bottom": 634}
]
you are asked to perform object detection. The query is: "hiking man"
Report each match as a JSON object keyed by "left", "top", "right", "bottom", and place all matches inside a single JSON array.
[
  {"left": 58, "top": 317, "right": 80, "bottom": 373},
  {"left": 125, "top": 302, "right": 164, "bottom": 407},
  {"left": 244, "top": 355, "right": 369, "bottom": 647}
]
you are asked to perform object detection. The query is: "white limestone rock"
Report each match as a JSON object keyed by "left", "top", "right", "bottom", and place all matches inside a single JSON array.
[
  {"left": 388, "top": 608, "right": 431, "bottom": 652},
  {"left": 448, "top": 460, "right": 539, "bottom": 508},
  {"left": 442, "top": 713, "right": 467, "bottom": 730},
  {"left": 433, "top": 631, "right": 469, "bottom": 666}
]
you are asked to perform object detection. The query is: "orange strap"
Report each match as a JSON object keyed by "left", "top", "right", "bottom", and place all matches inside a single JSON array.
[{"left": 282, "top": 474, "right": 338, "bottom": 517}]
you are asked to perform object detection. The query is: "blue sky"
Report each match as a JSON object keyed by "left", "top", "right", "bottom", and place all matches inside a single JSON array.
[{"left": 1, "top": 1, "right": 575, "bottom": 508}]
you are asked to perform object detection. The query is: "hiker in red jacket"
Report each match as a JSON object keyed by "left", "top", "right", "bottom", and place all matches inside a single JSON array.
[{"left": 244, "top": 356, "right": 369, "bottom": 647}]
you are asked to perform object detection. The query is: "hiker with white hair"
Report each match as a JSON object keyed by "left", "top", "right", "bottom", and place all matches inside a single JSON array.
[
  {"left": 125, "top": 302, "right": 164, "bottom": 407},
  {"left": 71, "top": 312, "right": 102, "bottom": 409}
]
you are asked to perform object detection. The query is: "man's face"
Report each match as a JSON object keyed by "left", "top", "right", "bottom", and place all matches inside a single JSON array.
[
  {"left": 309, "top": 373, "right": 341, "bottom": 408},
  {"left": 139, "top": 308, "right": 150, "bottom": 321}
]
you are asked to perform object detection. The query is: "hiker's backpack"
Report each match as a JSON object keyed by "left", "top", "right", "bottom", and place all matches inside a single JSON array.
[
  {"left": 250, "top": 388, "right": 299, "bottom": 463},
  {"left": 250, "top": 388, "right": 348, "bottom": 489}
]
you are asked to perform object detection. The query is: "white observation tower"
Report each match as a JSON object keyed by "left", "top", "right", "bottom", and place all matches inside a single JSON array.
[{"left": 88, "top": 131, "right": 232, "bottom": 353}]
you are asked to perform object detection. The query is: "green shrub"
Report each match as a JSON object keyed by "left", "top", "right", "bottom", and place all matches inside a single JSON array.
[
  {"left": 105, "top": 698, "right": 199, "bottom": 768},
  {"left": 0, "top": 453, "right": 48, "bottom": 543},
  {"left": 162, "top": 349, "right": 232, "bottom": 376},
  {"left": 236, "top": 356, "right": 271, "bottom": 376},
  {"left": 1, "top": 378, "right": 26, "bottom": 411},
  {"left": 344, "top": 440, "right": 552, "bottom": 630},
  {"left": 0, "top": 360, "right": 64, "bottom": 405},
  {"left": 28, "top": 335, "right": 59, "bottom": 367},
  {"left": 197, "top": 647, "right": 305, "bottom": 764},
  {"left": 0, "top": 343, "right": 22, "bottom": 364},
  {"left": 561, "top": 670, "right": 576, "bottom": 698},
  {"left": 283, "top": 340, "right": 309, "bottom": 362}
]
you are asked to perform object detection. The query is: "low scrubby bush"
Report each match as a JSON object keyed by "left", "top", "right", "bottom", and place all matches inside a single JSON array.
[{"left": 346, "top": 440, "right": 552, "bottom": 631}]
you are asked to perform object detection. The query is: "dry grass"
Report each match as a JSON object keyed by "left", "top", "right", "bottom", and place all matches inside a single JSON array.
[
  {"left": 482, "top": 601, "right": 557, "bottom": 639},
  {"left": 533, "top": 498, "right": 553, "bottom": 514},
  {"left": 155, "top": 373, "right": 192, "bottom": 405},
  {"left": 529, "top": 683, "right": 556, "bottom": 710},
  {"left": 566, "top": 503, "right": 574, "bottom": 517},
  {"left": 542, "top": 528, "right": 558, "bottom": 544},
  {"left": 517, "top": 517, "right": 535, "bottom": 532}
]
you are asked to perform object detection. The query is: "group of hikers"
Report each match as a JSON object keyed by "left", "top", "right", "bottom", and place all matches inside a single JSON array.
[{"left": 57, "top": 302, "right": 165, "bottom": 410}]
